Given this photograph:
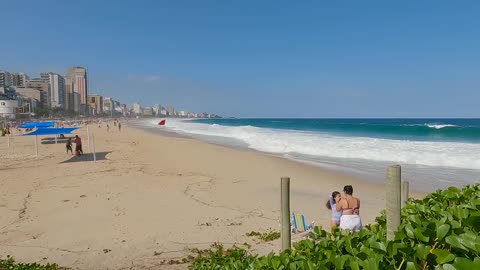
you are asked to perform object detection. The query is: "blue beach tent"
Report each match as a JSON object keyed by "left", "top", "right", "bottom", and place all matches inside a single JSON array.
[
  {"left": 22, "top": 127, "right": 78, "bottom": 156},
  {"left": 22, "top": 127, "right": 78, "bottom": 136},
  {"left": 19, "top": 121, "right": 55, "bottom": 128}
]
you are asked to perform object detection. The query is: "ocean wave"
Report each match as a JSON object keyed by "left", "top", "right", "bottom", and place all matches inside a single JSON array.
[
  {"left": 163, "top": 120, "right": 480, "bottom": 170},
  {"left": 425, "top": 124, "right": 458, "bottom": 129}
]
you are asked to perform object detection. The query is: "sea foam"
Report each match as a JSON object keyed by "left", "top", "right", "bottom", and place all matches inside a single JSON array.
[{"left": 160, "top": 119, "right": 480, "bottom": 170}]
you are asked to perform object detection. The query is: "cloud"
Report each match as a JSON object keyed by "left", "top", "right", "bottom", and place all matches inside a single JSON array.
[{"left": 127, "top": 74, "right": 161, "bottom": 82}]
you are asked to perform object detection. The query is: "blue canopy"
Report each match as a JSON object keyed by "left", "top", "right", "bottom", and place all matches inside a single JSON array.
[
  {"left": 20, "top": 121, "right": 55, "bottom": 128},
  {"left": 23, "top": 127, "right": 78, "bottom": 136}
]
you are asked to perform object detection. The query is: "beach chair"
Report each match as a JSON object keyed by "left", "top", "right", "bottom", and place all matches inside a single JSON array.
[{"left": 291, "top": 213, "right": 314, "bottom": 233}]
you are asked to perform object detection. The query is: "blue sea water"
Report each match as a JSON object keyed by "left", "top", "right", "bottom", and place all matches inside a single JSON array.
[
  {"left": 137, "top": 118, "right": 480, "bottom": 192},
  {"left": 190, "top": 118, "right": 480, "bottom": 143}
]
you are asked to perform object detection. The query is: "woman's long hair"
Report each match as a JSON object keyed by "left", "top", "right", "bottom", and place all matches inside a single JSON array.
[{"left": 326, "top": 191, "right": 341, "bottom": 210}]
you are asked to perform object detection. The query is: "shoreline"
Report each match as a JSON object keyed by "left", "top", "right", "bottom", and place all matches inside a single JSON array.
[
  {"left": 130, "top": 120, "right": 437, "bottom": 193},
  {"left": 0, "top": 122, "right": 424, "bottom": 270}
]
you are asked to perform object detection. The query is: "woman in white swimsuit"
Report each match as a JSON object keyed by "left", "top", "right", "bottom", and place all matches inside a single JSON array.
[{"left": 335, "top": 185, "right": 362, "bottom": 232}]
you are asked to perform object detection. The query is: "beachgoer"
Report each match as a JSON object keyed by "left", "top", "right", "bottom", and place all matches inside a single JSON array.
[
  {"left": 107, "top": 124, "right": 110, "bottom": 132},
  {"left": 336, "top": 185, "right": 362, "bottom": 232},
  {"left": 66, "top": 138, "right": 73, "bottom": 155},
  {"left": 74, "top": 135, "right": 83, "bottom": 155},
  {"left": 118, "top": 122, "right": 121, "bottom": 132},
  {"left": 326, "top": 191, "right": 342, "bottom": 229}
]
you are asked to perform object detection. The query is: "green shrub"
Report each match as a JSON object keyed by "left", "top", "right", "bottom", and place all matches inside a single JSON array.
[
  {"left": 189, "top": 184, "right": 480, "bottom": 269},
  {"left": 0, "top": 256, "right": 60, "bottom": 270}
]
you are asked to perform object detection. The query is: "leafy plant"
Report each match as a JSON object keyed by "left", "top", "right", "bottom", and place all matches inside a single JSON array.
[
  {"left": 0, "top": 256, "right": 62, "bottom": 270},
  {"left": 189, "top": 184, "right": 480, "bottom": 269},
  {"left": 246, "top": 229, "right": 281, "bottom": 242}
]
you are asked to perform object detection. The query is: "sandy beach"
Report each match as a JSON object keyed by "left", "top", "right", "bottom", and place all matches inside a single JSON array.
[{"left": 0, "top": 122, "right": 422, "bottom": 269}]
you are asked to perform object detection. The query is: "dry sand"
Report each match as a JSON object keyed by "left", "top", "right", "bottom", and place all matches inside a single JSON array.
[{"left": 0, "top": 122, "right": 422, "bottom": 269}]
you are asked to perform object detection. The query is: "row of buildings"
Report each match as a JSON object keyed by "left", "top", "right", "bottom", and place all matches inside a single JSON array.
[
  {"left": 0, "top": 67, "right": 221, "bottom": 120},
  {"left": 131, "top": 102, "right": 220, "bottom": 118},
  {"left": 0, "top": 67, "right": 88, "bottom": 118}
]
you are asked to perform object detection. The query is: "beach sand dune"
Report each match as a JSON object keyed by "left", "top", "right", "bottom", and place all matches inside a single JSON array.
[{"left": 0, "top": 124, "right": 416, "bottom": 269}]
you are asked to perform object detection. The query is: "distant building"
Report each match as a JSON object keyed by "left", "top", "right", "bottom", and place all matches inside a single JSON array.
[
  {"left": 12, "top": 73, "right": 29, "bottom": 87},
  {"left": 25, "top": 79, "right": 50, "bottom": 108},
  {"left": 0, "top": 100, "right": 18, "bottom": 119},
  {"left": 87, "top": 94, "right": 103, "bottom": 115},
  {"left": 66, "top": 67, "right": 88, "bottom": 114},
  {"left": 166, "top": 106, "right": 175, "bottom": 116},
  {"left": 0, "top": 86, "right": 16, "bottom": 100},
  {"left": 15, "top": 87, "right": 43, "bottom": 107},
  {"left": 132, "top": 102, "right": 142, "bottom": 115},
  {"left": 41, "top": 73, "right": 65, "bottom": 108},
  {"left": 103, "top": 97, "right": 114, "bottom": 115},
  {"left": 143, "top": 107, "right": 153, "bottom": 116},
  {"left": 0, "top": 71, "right": 13, "bottom": 87},
  {"left": 153, "top": 104, "right": 161, "bottom": 116}
]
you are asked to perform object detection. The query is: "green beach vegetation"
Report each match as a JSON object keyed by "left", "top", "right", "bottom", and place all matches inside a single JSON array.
[
  {"left": 189, "top": 184, "right": 480, "bottom": 269},
  {"left": 2, "top": 184, "right": 479, "bottom": 269}
]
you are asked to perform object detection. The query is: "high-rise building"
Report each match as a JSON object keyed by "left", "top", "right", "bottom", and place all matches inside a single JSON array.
[
  {"left": 0, "top": 71, "right": 13, "bottom": 87},
  {"left": 166, "top": 106, "right": 176, "bottom": 116},
  {"left": 132, "top": 102, "right": 142, "bottom": 115},
  {"left": 153, "top": 104, "right": 161, "bottom": 116},
  {"left": 25, "top": 79, "right": 50, "bottom": 108},
  {"left": 87, "top": 94, "right": 103, "bottom": 115},
  {"left": 66, "top": 67, "right": 88, "bottom": 114},
  {"left": 12, "top": 73, "right": 29, "bottom": 87},
  {"left": 41, "top": 72, "right": 65, "bottom": 108},
  {"left": 103, "top": 97, "right": 114, "bottom": 115}
]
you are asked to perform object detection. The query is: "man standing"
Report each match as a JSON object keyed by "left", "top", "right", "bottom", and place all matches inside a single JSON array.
[{"left": 74, "top": 135, "right": 83, "bottom": 155}]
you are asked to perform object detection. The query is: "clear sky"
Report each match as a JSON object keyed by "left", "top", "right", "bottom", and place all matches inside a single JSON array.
[{"left": 2, "top": 0, "right": 479, "bottom": 118}]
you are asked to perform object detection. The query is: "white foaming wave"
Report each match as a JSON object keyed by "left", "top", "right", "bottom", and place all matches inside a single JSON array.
[
  {"left": 163, "top": 120, "right": 480, "bottom": 170},
  {"left": 425, "top": 124, "right": 458, "bottom": 129}
]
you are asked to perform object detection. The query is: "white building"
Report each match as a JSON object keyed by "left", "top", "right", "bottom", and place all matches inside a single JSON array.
[
  {"left": 0, "top": 100, "right": 18, "bottom": 119},
  {"left": 41, "top": 73, "right": 65, "bottom": 108},
  {"left": 153, "top": 104, "right": 161, "bottom": 116},
  {"left": 132, "top": 102, "right": 142, "bottom": 114}
]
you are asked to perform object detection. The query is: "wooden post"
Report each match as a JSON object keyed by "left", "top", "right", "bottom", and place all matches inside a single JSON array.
[
  {"left": 7, "top": 134, "right": 10, "bottom": 148},
  {"left": 87, "top": 125, "right": 90, "bottom": 153},
  {"left": 35, "top": 135, "right": 38, "bottom": 156},
  {"left": 401, "top": 181, "right": 409, "bottom": 208},
  {"left": 92, "top": 133, "right": 96, "bottom": 163},
  {"left": 386, "top": 165, "right": 401, "bottom": 241},
  {"left": 281, "top": 177, "right": 291, "bottom": 251}
]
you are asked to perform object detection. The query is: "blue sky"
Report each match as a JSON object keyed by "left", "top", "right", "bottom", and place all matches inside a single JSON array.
[{"left": 2, "top": 0, "right": 479, "bottom": 117}]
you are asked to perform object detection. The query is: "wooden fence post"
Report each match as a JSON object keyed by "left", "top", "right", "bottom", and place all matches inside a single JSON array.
[
  {"left": 386, "top": 165, "right": 401, "bottom": 241},
  {"left": 92, "top": 133, "right": 96, "bottom": 163},
  {"left": 401, "top": 181, "right": 409, "bottom": 208},
  {"left": 281, "top": 177, "right": 291, "bottom": 251}
]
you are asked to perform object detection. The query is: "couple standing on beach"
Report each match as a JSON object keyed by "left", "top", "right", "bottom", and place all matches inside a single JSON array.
[
  {"left": 326, "top": 185, "right": 362, "bottom": 232},
  {"left": 66, "top": 135, "right": 83, "bottom": 155}
]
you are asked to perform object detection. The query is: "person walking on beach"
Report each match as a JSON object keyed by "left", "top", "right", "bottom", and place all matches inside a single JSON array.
[
  {"left": 335, "top": 185, "right": 362, "bottom": 232},
  {"left": 107, "top": 124, "right": 110, "bottom": 132},
  {"left": 66, "top": 138, "right": 73, "bottom": 155},
  {"left": 74, "top": 135, "right": 83, "bottom": 155},
  {"left": 326, "top": 191, "right": 342, "bottom": 229},
  {"left": 118, "top": 122, "right": 121, "bottom": 132}
]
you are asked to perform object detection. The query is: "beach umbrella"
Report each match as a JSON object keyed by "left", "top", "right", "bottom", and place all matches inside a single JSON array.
[{"left": 22, "top": 127, "right": 78, "bottom": 156}]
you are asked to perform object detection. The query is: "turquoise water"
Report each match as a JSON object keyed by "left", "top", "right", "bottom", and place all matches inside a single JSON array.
[
  {"left": 190, "top": 118, "right": 480, "bottom": 143},
  {"left": 137, "top": 118, "right": 480, "bottom": 192}
]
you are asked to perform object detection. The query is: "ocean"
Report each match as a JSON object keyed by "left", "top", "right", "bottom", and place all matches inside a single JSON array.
[{"left": 135, "top": 118, "right": 480, "bottom": 192}]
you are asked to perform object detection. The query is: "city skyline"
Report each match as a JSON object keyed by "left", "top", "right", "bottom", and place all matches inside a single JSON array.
[
  {"left": 2, "top": 1, "right": 480, "bottom": 118},
  {"left": 1, "top": 67, "right": 220, "bottom": 119}
]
